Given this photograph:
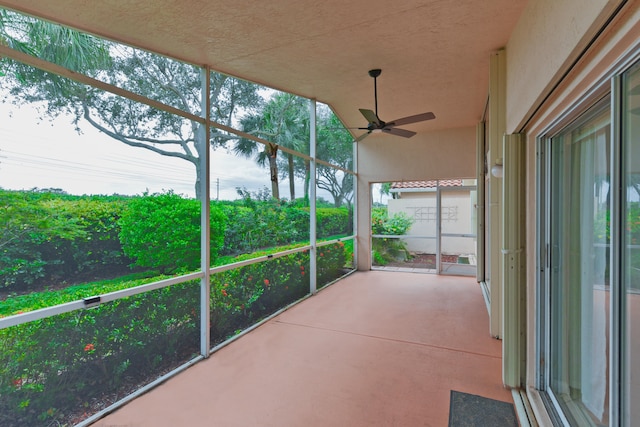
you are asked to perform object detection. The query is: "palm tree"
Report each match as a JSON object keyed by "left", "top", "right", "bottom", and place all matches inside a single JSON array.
[
  {"left": 234, "top": 113, "right": 281, "bottom": 199},
  {"left": 235, "top": 93, "right": 310, "bottom": 200}
]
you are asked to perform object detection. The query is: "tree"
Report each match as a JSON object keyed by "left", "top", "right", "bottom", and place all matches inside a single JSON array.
[
  {"left": 315, "top": 108, "right": 355, "bottom": 207},
  {"left": 0, "top": 10, "right": 262, "bottom": 198},
  {"left": 316, "top": 165, "right": 354, "bottom": 208},
  {"left": 379, "top": 182, "right": 399, "bottom": 202},
  {"left": 235, "top": 93, "right": 309, "bottom": 200},
  {"left": 234, "top": 98, "right": 355, "bottom": 207}
]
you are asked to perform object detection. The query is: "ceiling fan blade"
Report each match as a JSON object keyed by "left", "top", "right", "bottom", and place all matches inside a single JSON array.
[
  {"left": 383, "top": 127, "right": 416, "bottom": 138},
  {"left": 354, "top": 131, "right": 371, "bottom": 142},
  {"left": 387, "top": 112, "right": 435, "bottom": 127},
  {"left": 359, "top": 108, "right": 381, "bottom": 126}
]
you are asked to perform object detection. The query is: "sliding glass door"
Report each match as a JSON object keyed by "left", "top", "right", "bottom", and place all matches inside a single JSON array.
[
  {"left": 541, "top": 59, "right": 640, "bottom": 427},
  {"left": 548, "top": 101, "right": 611, "bottom": 426},
  {"left": 622, "top": 62, "right": 640, "bottom": 425}
]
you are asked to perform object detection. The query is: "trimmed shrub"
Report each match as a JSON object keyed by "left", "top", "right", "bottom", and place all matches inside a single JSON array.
[
  {"left": 118, "top": 192, "right": 226, "bottom": 273},
  {"left": 218, "top": 198, "right": 309, "bottom": 255},
  {"left": 316, "top": 207, "right": 351, "bottom": 238},
  {"left": 0, "top": 190, "right": 131, "bottom": 290}
]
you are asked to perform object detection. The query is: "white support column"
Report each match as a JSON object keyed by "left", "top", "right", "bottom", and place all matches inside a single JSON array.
[
  {"left": 309, "top": 99, "right": 317, "bottom": 294},
  {"left": 355, "top": 174, "right": 370, "bottom": 270},
  {"left": 436, "top": 182, "right": 442, "bottom": 272},
  {"left": 200, "top": 67, "right": 211, "bottom": 356},
  {"left": 502, "top": 132, "right": 526, "bottom": 388},
  {"left": 488, "top": 49, "right": 506, "bottom": 339},
  {"left": 352, "top": 138, "right": 358, "bottom": 267},
  {"left": 476, "top": 122, "right": 486, "bottom": 283}
]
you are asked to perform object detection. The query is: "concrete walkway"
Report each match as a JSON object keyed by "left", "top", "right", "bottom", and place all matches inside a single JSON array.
[{"left": 94, "top": 271, "right": 514, "bottom": 427}]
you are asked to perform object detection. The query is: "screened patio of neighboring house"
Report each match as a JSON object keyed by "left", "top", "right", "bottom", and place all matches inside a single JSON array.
[{"left": 372, "top": 179, "right": 478, "bottom": 276}]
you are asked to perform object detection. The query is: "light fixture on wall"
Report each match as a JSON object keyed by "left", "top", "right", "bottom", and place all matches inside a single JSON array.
[{"left": 491, "top": 158, "right": 503, "bottom": 178}]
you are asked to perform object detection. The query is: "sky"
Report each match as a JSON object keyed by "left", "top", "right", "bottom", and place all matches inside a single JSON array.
[{"left": 0, "top": 102, "right": 307, "bottom": 201}]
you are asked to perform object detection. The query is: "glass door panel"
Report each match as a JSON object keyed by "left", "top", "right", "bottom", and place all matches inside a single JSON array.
[
  {"left": 622, "top": 62, "right": 640, "bottom": 426},
  {"left": 549, "top": 102, "right": 611, "bottom": 426}
]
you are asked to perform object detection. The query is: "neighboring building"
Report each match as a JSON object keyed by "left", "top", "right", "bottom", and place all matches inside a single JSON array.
[{"left": 387, "top": 179, "right": 476, "bottom": 258}]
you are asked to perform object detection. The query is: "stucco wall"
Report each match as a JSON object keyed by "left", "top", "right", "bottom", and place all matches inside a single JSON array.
[
  {"left": 508, "top": 2, "right": 640, "bottom": 424},
  {"left": 388, "top": 190, "right": 476, "bottom": 255},
  {"left": 356, "top": 127, "right": 476, "bottom": 269},
  {"left": 505, "top": 0, "right": 624, "bottom": 133}
]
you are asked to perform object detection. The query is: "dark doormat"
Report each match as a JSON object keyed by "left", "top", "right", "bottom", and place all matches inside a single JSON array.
[{"left": 448, "top": 390, "right": 518, "bottom": 426}]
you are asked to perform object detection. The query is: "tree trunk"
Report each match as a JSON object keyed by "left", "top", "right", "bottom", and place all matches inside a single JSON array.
[
  {"left": 303, "top": 159, "right": 310, "bottom": 206},
  {"left": 288, "top": 153, "right": 295, "bottom": 201},
  {"left": 194, "top": 161, "right": 201, "bottom": 200},
  {"left": 268, "top": 144, "right": 280, "bottom": 200}
]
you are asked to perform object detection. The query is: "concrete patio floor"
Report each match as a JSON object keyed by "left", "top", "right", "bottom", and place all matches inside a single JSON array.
[{"left": 93, "top": 270, "right": 516, "bottom": 426}]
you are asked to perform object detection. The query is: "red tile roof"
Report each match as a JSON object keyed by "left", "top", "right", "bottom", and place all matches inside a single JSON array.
[{"left": 391, "top": 179, "right": 463, "bottom": 189}]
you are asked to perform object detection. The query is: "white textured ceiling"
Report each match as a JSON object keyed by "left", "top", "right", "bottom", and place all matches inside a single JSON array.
[{"left": 0, "top": 0, "right": 527, "bottom": 137}]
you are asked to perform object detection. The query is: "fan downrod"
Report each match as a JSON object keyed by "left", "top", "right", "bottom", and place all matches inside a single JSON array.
[{"left": 368, "top": 69, "right": 382, "bottom": 117}]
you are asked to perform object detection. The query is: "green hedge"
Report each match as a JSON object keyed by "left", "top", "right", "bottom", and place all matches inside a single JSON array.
[
  {"left": 0, "top": 242, "right": 348, "bottom": 426},
  {"left": 0, "top": 280, "right": 200, "bottom": 427},
  {"left": 0, "top": 191, "right": 131, "bottom": 289},
  {"left": 316, "top": 207, "right": 351, "bottom": 238},
  {"left": 219, "top": 202, "right": 309, "bottom": 255},
  {"left": 118, "top": 192, "right": 226, "bottom": 273},
  {"left": 0, "top": 190, "right": 352, "bottom": 291}
]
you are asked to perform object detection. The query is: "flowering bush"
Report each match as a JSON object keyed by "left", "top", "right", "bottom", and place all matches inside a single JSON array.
[
  {"left": 371, "top": 208, "right": 413, "bottom": 264},
  {"left": 0, "top": 239, "right": 350, "bottom": 426},
  {"left": 371, "top": 208, "right": 413, "bottom": 235},
  {"left": 0, "top": 281, "right": 200, "bottom": 427},
  {"left": 317, "top": 241, "right": 349, "bottom": 287},
  {"left": 209, "top": 242, "right": 347, "bottom": 343}
]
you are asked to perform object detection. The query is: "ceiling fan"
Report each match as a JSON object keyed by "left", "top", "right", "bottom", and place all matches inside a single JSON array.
[{"left": 355, "top": 69, "right": 435, "bottom": 142}]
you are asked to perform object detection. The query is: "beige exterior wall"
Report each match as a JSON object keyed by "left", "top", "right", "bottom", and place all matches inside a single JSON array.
[
  {"left": 387, "top": 190, "right": 476, "bottom": 255},
  {"left": 388, "top": 194, "right": 438, "bottom": 253},
  {"left": 356, "top": 127, "right": 476, "bottom": 269},
  {"left": 505, "top": 0, "right": 625, "bottom": 133},
  {"left": 504, "top": 1, "right": 640, "bottom": 424}
]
